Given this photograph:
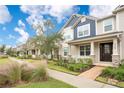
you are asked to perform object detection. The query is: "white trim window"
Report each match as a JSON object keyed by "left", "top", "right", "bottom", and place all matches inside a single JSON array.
[
  {"left": 64, "top": 47, "right": 68, "bottom": 56},
  {"left": 80, "top": 45, "right": 90, "bottom": 56},
  {"left": 103, "top": 18, "right": 113, "bottom": 32},
  {"left": 77, "top": 24, "right": 90, "bottom": 38}
]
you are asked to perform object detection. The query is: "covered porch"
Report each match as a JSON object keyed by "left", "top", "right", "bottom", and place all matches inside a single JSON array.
[{"left": 68, "top": 32, "right": 122, "bottom": 66}]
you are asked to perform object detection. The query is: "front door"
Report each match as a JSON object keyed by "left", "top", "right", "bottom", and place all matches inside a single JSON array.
[{"left": 100, "top": 42, "right": 113, "bottom": 62}]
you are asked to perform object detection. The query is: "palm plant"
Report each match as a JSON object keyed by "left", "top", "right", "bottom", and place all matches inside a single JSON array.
[{"left": 28, "top": 19, "right": 63, "bottom": 61}]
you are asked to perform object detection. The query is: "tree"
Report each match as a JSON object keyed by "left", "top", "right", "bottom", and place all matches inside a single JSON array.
[
  {"left": 29, "top": 20, "right": 63, "bottom": 62},
  {"left": 6, "top": 47, "right": 17, "bottom": 57},
  {"left": 0, "top": 45, "right": 6, "bottom": 53}
]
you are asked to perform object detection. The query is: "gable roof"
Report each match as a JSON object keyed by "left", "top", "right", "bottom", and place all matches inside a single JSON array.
[
  {"left": 58, "top": 14, "right": 81, "bottom": 33},
  {"left": 97, "top": 14, "right": 116, "bottom": 21},
  {"left": 113, "top": 5, "right": 124, "bottom": 14},
  {"left": 58, "top": 14, "right": 97, "bottom": 33}
]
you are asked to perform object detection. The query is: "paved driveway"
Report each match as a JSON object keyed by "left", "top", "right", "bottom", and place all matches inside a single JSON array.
[{"left": 48, "top": 69, "right": 117, "bottom": 88}]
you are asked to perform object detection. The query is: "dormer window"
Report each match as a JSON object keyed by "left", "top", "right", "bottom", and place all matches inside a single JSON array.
[
  {"left": 103, "top": 18, "right": 113, "bottom": 32},
  {"left": 77, "top": 24, "right": 90, "bottom": 38}
]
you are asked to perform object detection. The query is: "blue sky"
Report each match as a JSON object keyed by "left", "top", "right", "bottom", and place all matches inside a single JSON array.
[{"left": 0, "top": 5, "right": 116, "bottom": 47}]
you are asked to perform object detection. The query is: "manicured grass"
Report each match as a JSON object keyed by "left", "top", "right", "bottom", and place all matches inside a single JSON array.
[
  {"left": 16, "top": 78, "right": 75, "bottom": 88},
  {"left": 117, "top": 82, "right": 124, "bottom": 88},
  {"left": 96, "top": 76, "right": 124, "bottom": 88},
  {"left": 48, "top": 60, "right": 80, "bottom": 76},
  {"left": 18, "top": 59, "right": 41, "bottom": 63},
  {"left": 95, "top": 76, "right": 108, "bottom": 83},
  {"left": 0, "top": 58, "right": 10, "bottom": 65}
]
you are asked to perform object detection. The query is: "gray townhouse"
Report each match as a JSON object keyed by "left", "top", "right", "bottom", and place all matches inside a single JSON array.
[{"left": 59, "top": 5, "right": 124, "bottom": 66}]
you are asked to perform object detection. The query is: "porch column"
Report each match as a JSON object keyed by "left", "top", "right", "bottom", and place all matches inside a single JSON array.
[
  {"left": 112, "top": 38, "right": 120, "bottom": 66},
  {"left": 90, "top": 41, "right": 95, "bottom": 63},
  {"left": 90, "top": 41, "right": 95, "bottom": 55}
]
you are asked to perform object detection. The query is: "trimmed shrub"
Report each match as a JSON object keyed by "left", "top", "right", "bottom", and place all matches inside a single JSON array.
[
  {"left": 68, "top": 58, "right": 76, "bottom": 64},
  {"left": 77, "top": 58, "right": 83, "bottom": 63},
  {"left": 101, "top": 67, "right": 115, "bottom": 78},
  {"left": 85, "top": 58, "right": 93, "bottom": 66},
  {"left": 67, "top": 63, "right": 89, "bottom": 72},
  {"left": 101, "top": 66, "right": 124, "bottom": 81},
  {"left": 0, "top": 55, "right": 8, "bottom": 59},
  {"left": 114, "top": 69, "right": 124, "bottom": 81},
  {"left": 17, "top": 55, "right": 26, "bottom": 59},
  {"left": 56, "top": 58, "right": 92, "bottom": 72},
  {"left": 27, "top": 55, "right": 32, "bottom": 59},
  {"left": 67, "top": 64, "right": 74, "bottom": 71},
  {"left": 77, "top": 58, "right": 92, "bottom": 66},
  {"left": 57, "top": 59, "right": 65, "bottom": 66}
]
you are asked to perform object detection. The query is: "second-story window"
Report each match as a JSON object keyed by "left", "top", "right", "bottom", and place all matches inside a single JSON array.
[
  {"left": 104, "top": 18, "right": 113, "bottom": 32},
  {"left": 77, "top": 24, "right": 90, "bottom": 38}
]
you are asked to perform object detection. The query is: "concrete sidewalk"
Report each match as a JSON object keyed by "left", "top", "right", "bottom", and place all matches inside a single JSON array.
[{"left": 48, "top": 69, "right": 117, "bottom": 88}]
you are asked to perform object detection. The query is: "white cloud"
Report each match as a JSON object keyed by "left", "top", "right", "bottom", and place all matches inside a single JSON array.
[
  {"left": 14, "top": 20, "right": 29, "bottom": 43},
  {"left": 18, "top": 20, "right": 25, "bottom": 29},
  {"left": 89, "top": 5, "right": 118, "bottom": 18},
  {"left": 8, "top": 34, "right": 15, "bottom": 39},
  {"left": 20, "top": 5, "right": 79, "bottom": 35},
  {"left": 2, "top": 27, "right": 6, "bottom": 31},
  {"left": 20, "top": 5, "right": 79, "bottom": 23},
  {"left": 0, "top": 5, "right": 12, "bottom": 24}
]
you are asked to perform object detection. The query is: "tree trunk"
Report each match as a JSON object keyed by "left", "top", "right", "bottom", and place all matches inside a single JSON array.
[{"left": 51, "top": 50, "right": 53, "bottom": 60}]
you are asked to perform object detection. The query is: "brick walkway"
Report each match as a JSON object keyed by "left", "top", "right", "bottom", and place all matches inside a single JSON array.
[{"left": 79, "top": 66, "right": 105, "bottom": 80}]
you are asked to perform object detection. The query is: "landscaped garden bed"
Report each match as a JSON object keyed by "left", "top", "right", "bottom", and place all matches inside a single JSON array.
[
  {"left": 96, "top": 64, "right": 124, "bottom": 88},
  {"left": 48, "top": 58, "right": 93, "bottom": 75},
  {"left": 48, "top": 60, "right": 80, "bottom": 75}
]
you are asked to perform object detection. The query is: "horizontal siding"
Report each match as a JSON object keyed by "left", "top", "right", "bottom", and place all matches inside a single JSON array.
[{"left": 74, "top": 18, "right": 96, "bottom": 40}]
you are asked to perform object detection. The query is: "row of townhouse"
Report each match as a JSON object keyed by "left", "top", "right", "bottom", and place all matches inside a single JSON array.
[
  {"left": 16, "top": 40, "right": 41, "bottom": 58},
  {"left": 58, "top": 5, "right": 124, "bottom": 66}
]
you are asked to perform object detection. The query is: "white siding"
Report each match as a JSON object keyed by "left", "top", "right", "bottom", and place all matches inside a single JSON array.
[
  {"left": 97, "top": 17, "right": 116, "bottom": 35},
  {"left": 59, "top": 26, "right": 74, "bottom": 57},
  {"left": 116, "top": 10, "right": 124, "bottom": 31}
]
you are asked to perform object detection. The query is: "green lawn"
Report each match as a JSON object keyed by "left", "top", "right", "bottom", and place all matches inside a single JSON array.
[
  {"left": 20, "top": 59, "right": 42, "bottom": 63},
  {"left": 0, "top": 58, "right": 10, "bottom": 65},
  {"left": 16, "top": 78, "right": 75, "bottom": 88},
  {"left": 96, "top": 76, "right": 124, "bottom": 88},
  {"left": 48, "top": 60, "right": 80, "bottom": 76}
]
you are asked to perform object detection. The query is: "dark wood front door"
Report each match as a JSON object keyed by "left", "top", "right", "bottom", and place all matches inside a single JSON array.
[{"left": 100, "top": 42, "right": 113, "bottom": 62}]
